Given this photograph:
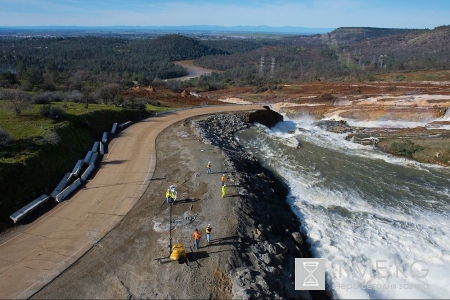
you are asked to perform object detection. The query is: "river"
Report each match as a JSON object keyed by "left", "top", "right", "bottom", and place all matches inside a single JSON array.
[{"left": 235, "top": 115, "right": 450, "bottom": 299}]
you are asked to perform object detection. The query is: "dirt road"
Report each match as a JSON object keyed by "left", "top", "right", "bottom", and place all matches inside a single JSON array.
[
  {"left": 172, "top": 60, "right": 219, "bottom": 81},
  {"left": 0, "top": 105, "right": 261, "bottom": 299}
]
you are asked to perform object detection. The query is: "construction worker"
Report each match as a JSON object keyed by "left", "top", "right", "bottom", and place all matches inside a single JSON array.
[
  {"left": 169, "top": 185, "right": 177, "bottom": 203},
  {"left": 205, "top": 224, "right": 212, "bottom": 243},
  {"left": 221, "top": 174, "right": 226, "bottom": 186},
  {"left": 165, "top": 188, "right": 172, "bottom": 204},
  {"left": 206, "top": 161, "right": 212, "bottom": 174},
  {"left": 192, "top": 228, "right": 202, "bottom": 249},
  {"left": 221, "top": 184, "right": 226, "bottom": 198}
]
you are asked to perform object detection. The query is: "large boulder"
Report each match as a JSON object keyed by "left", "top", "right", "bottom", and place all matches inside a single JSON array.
[{"left": 239, "top": 108, "right": 283, "bottom": 128}]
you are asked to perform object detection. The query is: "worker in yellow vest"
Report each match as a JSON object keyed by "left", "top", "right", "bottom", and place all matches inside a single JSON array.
[
  {"left": 205, "top": 224, "right": 212, "bottom": 243},
  {"left": 221, "top": 185, "right": 226, "bottom": 198},
  {"left": 165, "top": 188, "right": 172, "bottom": 204}
]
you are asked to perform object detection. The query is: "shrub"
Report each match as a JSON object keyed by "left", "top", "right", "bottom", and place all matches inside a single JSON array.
[
  {"left": 122, "top": 98, "right": 146, "bottom": 110},
  {"left": 49, "top": 106, "right": 66, "bottom": 120},
  {"left": 33, "top": 91, "right": 53, "bottom": 104},
  {"left": 43, "top": 131, "right": 60, "bottom": 145},
  {"left": 66, "top": 90, "right": 83, "bottom": 103},
  {"left": 40, "top": 105, "right": 51, "bottom": 117},
  {"left": 33, "top": 91, "right": 66, "bottom": 104},
  {"left": 112, "top": 94, "right": 125, "bottom": 107},
  {"left": 40, "top": 105, "right": 66, "bottom": 121},
  {"left": 389, "top": 140, "right": 424, "bottom": 158}
]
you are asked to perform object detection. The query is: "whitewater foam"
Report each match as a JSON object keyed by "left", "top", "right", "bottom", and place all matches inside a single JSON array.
[{"left": 236, "top": 116, "right": 450, "bottom": 299}]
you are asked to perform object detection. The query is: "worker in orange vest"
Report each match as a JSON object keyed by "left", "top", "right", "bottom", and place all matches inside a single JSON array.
[
  {"left": 192, "top": 228, "right": 202, "bottom": 249},
  {"left": 221, "top": 174, "right": 226, "bottom": 186}
]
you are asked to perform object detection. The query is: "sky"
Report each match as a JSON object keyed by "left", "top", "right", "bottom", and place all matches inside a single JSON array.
[{"left": 0, "top": 0, "right": 449, "bottom": 29}]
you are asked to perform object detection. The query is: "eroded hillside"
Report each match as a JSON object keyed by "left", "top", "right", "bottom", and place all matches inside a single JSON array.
[{"left": 200, "top": 78, "right": 450, "bottom": 166}]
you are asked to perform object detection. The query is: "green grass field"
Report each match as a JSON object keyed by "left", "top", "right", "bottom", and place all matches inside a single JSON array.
[{"left": 0, "top": 101, "right": 170, "bottom": 141}]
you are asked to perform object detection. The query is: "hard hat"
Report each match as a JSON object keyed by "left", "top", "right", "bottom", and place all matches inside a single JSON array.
[{"left": 208, "top": 224, "right": 211, "bottom": 226}]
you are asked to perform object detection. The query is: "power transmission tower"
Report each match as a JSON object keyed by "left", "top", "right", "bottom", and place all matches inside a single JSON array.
[
  {"left": 2, "top": 41, "right": 10, "bottom": 66},
  {"left": 270, "top": 57, "right": 275, "bottom": 79},
  {"left": 259, "top": 56, "right": 265, "bottom": 77},
  {"left": 378, "top": 54, "right": 385, "bottom": 68},
  {"left": 11, "top": 43, "right": 17, "bottom": 60}
]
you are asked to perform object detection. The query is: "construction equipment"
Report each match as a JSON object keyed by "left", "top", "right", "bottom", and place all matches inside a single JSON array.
[
  {"left": 167, "top": 197, "right": 188, "bottom": 264},
  {"left": 154, "top": 194, "right": 189, "bottom": 265},
  {"left": 170, "top": 243, "right": 187, "bottom": 263}
]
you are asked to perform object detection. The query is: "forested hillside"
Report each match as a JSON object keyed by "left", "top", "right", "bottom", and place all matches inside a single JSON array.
[
  {"left": 322, "top": 27, "right": 423, "bottom": 43},
  {"left": 1, "top": 26, "right": 449, "bottom": 95},
  {"left": 325, "top": 26, "right": 450, "bottom": 72},
  {"left": 0, "top": 34, "right": 227, "bottom": 90},
  {"left": 186, "top": 26, "right": 450, "bottom": 90}
]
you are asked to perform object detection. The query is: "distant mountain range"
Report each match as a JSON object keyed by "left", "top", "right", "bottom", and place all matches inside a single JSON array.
[{"left": 0, "top": 25, "right": 334, "bottom": 35}]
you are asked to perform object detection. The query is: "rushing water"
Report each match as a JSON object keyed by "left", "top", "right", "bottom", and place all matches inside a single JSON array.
[{"left": 235, "top": 116, "right": 450, "bottom": 299}]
